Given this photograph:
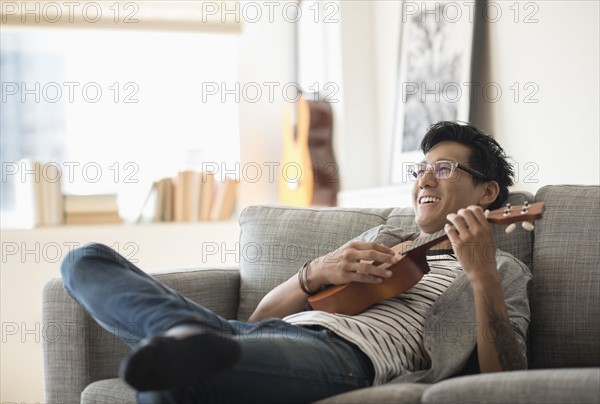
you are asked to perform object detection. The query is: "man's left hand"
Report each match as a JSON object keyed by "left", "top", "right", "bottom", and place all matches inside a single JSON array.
[{"left": 445, "top": 205, "right": 498, "bottom": 283}]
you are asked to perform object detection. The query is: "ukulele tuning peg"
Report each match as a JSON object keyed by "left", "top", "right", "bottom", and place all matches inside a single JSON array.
[
  {"left": 522, "top": 221, "right": 535, "bottom": 232},
  {"left": 505, "top": 223, "right": 517, "bottom": 234}
]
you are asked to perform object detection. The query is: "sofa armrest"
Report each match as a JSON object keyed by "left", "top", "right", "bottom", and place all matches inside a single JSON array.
[{"left": 42, "top": 268, "right": 240, "bottom": 404}]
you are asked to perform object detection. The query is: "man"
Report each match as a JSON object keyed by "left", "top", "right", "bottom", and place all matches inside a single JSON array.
[{"left": 62, "top": 121, "right": 531, "bottom": 403}]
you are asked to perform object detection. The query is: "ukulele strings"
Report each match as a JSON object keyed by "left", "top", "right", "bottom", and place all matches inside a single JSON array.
[
  {"left": 399, "top": 229, "right": 448, "bottom": 256},
  {"left": 398, "top": 208, "right": 496, "bottom": 256}
]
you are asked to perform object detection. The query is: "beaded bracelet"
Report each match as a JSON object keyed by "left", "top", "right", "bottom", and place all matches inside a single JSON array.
[{"left": 298, "top": 260, "right": 315, "bottom": 295}]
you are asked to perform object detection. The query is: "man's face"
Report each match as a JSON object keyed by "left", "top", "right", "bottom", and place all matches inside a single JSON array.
[{"left": 411, "top": 141, "right": 488, "bottom": 235}]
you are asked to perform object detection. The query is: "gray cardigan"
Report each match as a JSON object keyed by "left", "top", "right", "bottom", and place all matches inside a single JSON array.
[{"left": 352, "top": 225, "right": 532, "bottom": 384}]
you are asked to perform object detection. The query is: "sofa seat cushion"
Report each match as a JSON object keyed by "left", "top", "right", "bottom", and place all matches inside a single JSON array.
[
  {"left": 316, "top": 382, "right": 430, "bottom": 403},
  {"left": 421, "top": 368, "right": 600, "bottom": 404},
  {"left": 81, "top": 378, "right": 136, "bottom": 404}
]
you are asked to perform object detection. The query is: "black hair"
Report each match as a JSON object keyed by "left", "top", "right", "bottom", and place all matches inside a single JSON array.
[{"left": 419, "top": 121, "right": 514, "bottom": 210}]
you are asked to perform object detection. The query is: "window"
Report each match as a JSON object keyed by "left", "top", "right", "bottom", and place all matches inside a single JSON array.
[{"left": 1, "top": 27, "right": 240, "bottom": 225}]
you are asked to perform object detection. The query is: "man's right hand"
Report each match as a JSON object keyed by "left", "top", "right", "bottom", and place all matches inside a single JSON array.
[{"left": 308, "top": 242, "right": 401, "bottom": 288}]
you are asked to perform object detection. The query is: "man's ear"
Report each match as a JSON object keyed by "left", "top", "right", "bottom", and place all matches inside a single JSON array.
[{"left": 478, "top": 181, "right": 500, "bottom": 207}]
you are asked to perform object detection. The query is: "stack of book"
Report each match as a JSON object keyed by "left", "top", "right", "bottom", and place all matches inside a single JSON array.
[
  {"left": 63, "top": 194, "right": 122, "bottom": 225},
  {"left": 137, "top": 170, "right": 238, "bottom": 223},
  {"left": 12, "top": 159, "right": 124, "bottom": 227}
]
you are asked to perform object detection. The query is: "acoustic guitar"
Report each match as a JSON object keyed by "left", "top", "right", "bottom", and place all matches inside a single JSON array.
[
  {"left": 279, "top": 95, "right": 338, "bottom": 206},
  {"left": 308, "top": 201, "right": 545, "bottom": 315}
]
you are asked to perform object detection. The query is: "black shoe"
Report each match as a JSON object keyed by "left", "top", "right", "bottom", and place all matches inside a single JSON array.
[{"left": 119, "top": 333, "right": 241, "bottom": 391}]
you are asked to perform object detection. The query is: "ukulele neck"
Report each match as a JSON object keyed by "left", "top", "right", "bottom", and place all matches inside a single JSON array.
[{"left": 404, "top": 229, "right": 449, "bottom": 255}]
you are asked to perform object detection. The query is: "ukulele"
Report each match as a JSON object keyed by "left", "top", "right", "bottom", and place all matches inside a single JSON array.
[{"left": 308, "top": 201, "right": 545, "bottom": 315}]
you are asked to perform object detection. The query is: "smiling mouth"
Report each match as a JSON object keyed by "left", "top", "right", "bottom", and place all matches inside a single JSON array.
[{"left": 419, "top": 196, "right": 441, "bottom": 205}]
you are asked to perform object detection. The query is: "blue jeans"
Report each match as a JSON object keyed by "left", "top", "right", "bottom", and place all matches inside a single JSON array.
[{"left": 61, "top": 243, "right": 374, "bottom": 403}]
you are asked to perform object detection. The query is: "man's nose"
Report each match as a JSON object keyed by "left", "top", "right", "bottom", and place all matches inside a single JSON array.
[{"left": 418, "top": 168, "right": 438, "bottom": 188}]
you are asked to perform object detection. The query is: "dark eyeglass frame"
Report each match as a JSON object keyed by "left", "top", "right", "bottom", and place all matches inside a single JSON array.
[{"left": 408, "top": 160, "right": 491, "bottom": 181}]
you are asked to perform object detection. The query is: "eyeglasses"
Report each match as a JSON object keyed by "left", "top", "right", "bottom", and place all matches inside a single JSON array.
[{"left": 407, "top": 160, "right": 490, "bottom": 181}]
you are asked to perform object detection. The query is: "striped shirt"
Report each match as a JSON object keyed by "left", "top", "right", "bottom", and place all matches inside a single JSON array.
[{"left": 283, "top": 251, "right": 463, "bottom": 385}]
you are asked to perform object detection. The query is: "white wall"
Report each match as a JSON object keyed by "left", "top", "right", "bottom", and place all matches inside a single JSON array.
[
  {"left": 371, "top": 1, "right": 599, "bottom": 196},
  {"left": 473, "top": 1, "right": 600, "bottom": 194},
  {"left": 335, "top": 1, "right": 379, "bottom": 190}
]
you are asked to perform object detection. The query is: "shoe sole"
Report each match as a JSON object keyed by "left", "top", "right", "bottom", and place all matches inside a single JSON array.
[{"left": 119, "top": 333, "right": 241, "bottom": 391}]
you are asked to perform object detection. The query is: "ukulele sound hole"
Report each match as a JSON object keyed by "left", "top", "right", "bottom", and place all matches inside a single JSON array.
[{"left": 286, "top": 181, "right": 299, "bottom": 190}]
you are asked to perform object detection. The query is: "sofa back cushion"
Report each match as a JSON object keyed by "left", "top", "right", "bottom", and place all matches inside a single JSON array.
[
  {"left": 237, "top": 206, "right": 406, "bottom": 320},
  {"left": 237, "top": 192, "right": 534, "bottom": 321},
  {"left": 529, "top": 185, "right": 600, "bottom": 368}
]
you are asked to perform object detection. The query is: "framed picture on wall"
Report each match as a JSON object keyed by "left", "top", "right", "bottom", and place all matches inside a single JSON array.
[{"left": 389, "top": 1, "right": 477, "bottom": 185}]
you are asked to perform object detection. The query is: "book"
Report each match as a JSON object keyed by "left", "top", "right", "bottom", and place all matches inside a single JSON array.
[
  {"left": 12, "top": 159, "right": 40, "bottom": 228},
  {"left": 40, "top": 163, "right": 64, "bottom": 226},
  {"left": 199, "top": 172, "right": 215, "bottom": 221},
  {"left": 136, "top": 181, "right": 159, "bottom": 224},
  {"left": 210, "top": 177, "right": 238, "bottom": 221},
  {"left": 33, "top": 161, "right": 45, "bottom": 225},
  {"left": 64, "top": 194, "right": 119, "bottom": 214},
  {"left": 65, "top": 211, "right": 122, "bottom": 225},
  {"left": 13, "top": 159, "right": 64, "bottom": 227},
  {"left": 158, "top": 177, "right": 174, "bottom": 221},
  {"left": 174, "top": 170, "right": 202, "bottom": 222}
]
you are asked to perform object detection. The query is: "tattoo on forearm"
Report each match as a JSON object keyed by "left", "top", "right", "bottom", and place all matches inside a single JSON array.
[{"left": 485, "top": 304, "right": 527, "bottom": 370}]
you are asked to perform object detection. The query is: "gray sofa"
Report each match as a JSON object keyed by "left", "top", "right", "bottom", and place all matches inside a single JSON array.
[{"left": 43, "top": 185, "right": 600, "bottom": 403}]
